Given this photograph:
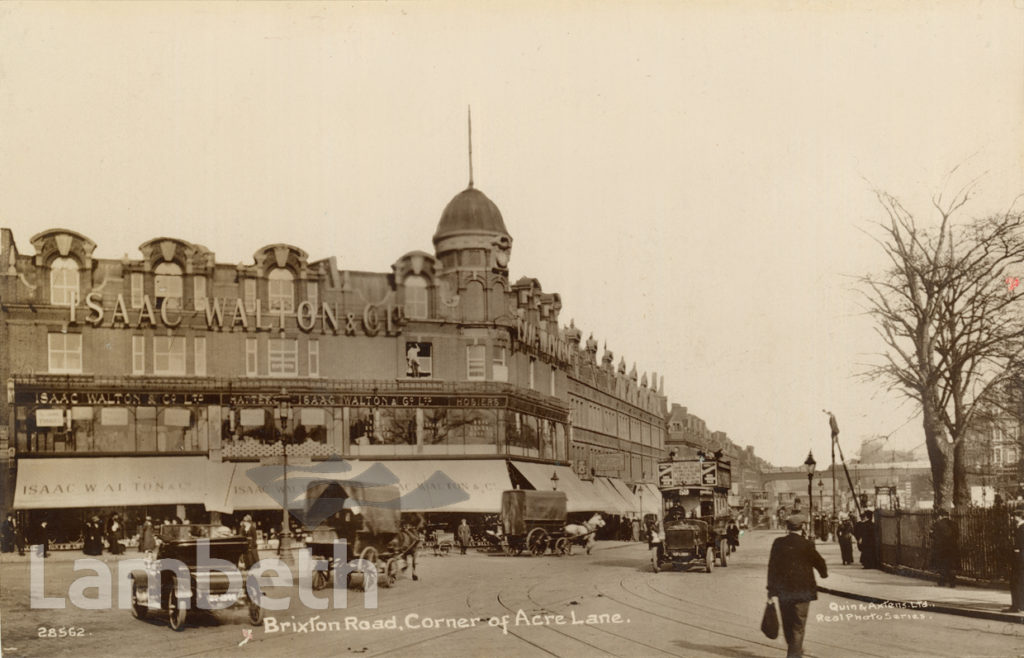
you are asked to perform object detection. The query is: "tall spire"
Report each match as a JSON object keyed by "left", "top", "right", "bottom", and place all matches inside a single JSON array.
[{"left": 467, "top": 105, "right": 474, "bottom": 189}]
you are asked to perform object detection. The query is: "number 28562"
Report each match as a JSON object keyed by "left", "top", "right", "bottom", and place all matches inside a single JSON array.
[{"left": 38, "top": 626, "right": 86, "bottom": 638}]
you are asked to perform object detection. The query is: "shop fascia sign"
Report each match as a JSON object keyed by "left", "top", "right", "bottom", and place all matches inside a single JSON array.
[
  {"left": 514, "top": 316, "right": 571, "bottom": 365},
  {"left": 68, "top": 292, "right": 402, "bottom": 337}
]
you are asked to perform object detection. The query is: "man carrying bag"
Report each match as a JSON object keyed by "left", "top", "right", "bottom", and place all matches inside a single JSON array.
[{"left": 766, "top": 515, "right": 828, "bottom": 657}]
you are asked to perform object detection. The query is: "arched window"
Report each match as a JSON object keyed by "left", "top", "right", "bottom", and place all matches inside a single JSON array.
[
  {"left": 154, "top": 262, "right": 183, "bottom": 309},
  {"left": 49, "top": 257, "right": 79, "bottom": 306},
  {"left": 404, "top": 275, "right": 428, "bottom": 319},
  {"left": 268, "top": 268, "right": 294, "bottom": 312}
]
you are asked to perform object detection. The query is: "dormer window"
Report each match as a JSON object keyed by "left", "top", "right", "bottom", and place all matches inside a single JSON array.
[
  {"left": 268, "top": 268, "right": 294, "bottom": 312},
  {"left": 49, "top": 257, "right": 79, "bottom": 306},
  {"left": 154, "top": 262, "right": 183, "bottom": 309},
  {"left": 404, "top": 275, "right": 428, "bottom": 319}
]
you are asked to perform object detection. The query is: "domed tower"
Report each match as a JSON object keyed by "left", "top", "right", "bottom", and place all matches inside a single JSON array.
[{"left": 432, "top": 183, "right": 513, "bottom": 323}]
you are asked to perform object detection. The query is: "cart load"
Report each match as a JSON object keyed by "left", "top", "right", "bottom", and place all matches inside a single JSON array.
[{"left": 501, "top": 489, "right": 569, "bottom": 556}]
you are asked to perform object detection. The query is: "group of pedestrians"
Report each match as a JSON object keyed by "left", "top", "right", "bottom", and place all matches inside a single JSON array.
[{"left": 1, "top": 515, "right": 52, "bottom": 556}]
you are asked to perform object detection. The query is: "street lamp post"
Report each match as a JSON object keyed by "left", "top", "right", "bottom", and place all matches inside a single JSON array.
[
  {"left": 550, "top": 471, "right": 559, "bottom": 491},
  {"left": 273, "top": 389, "right": 291, "bottom": 556},
  {"left": 804, "top": 451, "right": 816, "bottom": 544}
]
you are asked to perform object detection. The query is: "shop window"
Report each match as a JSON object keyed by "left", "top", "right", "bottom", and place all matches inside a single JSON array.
[
  {"left": 244, "top": 278, "right": 257, "bottom": 313},
  {"left": 48, "top": 333, "right": 82, "bottom": 373},
  {"left": 268, "top": 268, "right": 294, "bottom": 312},
  {"left": 49, "top": 257, "right": 79, "bottom": 306},
  {"left": 464, "top": 409, "right": 497, "bottom": 450},
  {"left": 293, "top": 407, "right": 328, "bottom": 444},
  {"left": 308, "top": 340, "right": 320, "bottom": 377},
  {"left": 405, "top": 341, "right": 431, "bottom": 378},
  {"left": 154, "top": 262, "right": 183, "bottom": 309},
  {"left": 466, "top": 345, "right": 485, "bottom": 380},
  {"left": 194, "top": 337, "right": 207, "bottom": 376},
  {"left": 132, "top": 335, "right": 145, "bottom": 374},
  {"left": 378, "top": 408, "right": 418, "bottom": 445},
  {"left": 245, "top": 338, "right": 258, "bottom": 376},
  {"left": 154, "top": 336, "right": 186, "bottom": 375},
  {"left": 269, "top": 338, "right": 298, "bottom": 376},
  {"left": 306, "top": 280, "right": 319, "bottom": 309},
  {"left": 404, "top": 276, "right": 428, "bottom": 319},
  {"left": 350, "top": 408, "right": 376, "bottom": 445},
  {"left": 193, "top": 276, "right": 207, "bottom": 311},
  {"left": 492, "top": 347, "right": 507, "bottom": 382},
  {"left": 130, "top": 272, "right": 144, "bottom": 308}
]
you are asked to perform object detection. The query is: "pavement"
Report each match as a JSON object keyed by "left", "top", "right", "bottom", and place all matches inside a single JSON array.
[{"left": 6, "top": 531, "right": 1024, "bottom": 625}]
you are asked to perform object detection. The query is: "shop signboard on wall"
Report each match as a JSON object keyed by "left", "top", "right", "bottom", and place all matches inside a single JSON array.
[{"left": 594, "top": 453, "right": 624, "bottom": 475}]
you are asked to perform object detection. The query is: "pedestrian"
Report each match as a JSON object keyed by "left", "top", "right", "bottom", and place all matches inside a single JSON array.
[
  {"left": 837, "top": 515, "right": 855, "bottom": 565},
  {"left": 239, "top": 514, "right": 260, "bottom": 568},
  {"left": 1003, "top": 507, "right": 1024, "bottom": 613},
  {"left": 726, "top": 519, "right": 740, "bottom": 553},
  {"left": 855, "top": 510, "right": 878, "bottom": 569},
  {"left": 83, "top": 515, "right": 103, "bottom": 555},
  {"left": 631, "top": 517, "right": 640, "bottom": 543},
  {"left": 1, "top": 513, "right": 17, "bottom": 553},
  {"left": 106, "top": 514, "right": 124, "bottom": 555},
  {"left": 767, "top": 515, "right": 828, "bottom": 658},
  {"left": 457, "top": 518, "right": 472, "bottom": 555},
  {"left": 32, "top": 519, "right": 51, "bottom": 557},
  {"left": 140, "top": 516, "right": 157, "bottom": 553},
  {"left": 930, "top": 509, "right": 959, "bottom": 587}
]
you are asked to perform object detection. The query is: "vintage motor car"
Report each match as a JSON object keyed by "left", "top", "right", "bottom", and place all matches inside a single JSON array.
[{"left": 128, "top": 524, "right": 263, "bottom": 631}]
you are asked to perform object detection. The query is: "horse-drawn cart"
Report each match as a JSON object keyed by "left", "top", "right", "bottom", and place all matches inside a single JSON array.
[
  {"left": 501, "top": 490, "right": 570, "bottom": 556},
  {"left": 304, "top": 480, "right": 418, "bottom": 590}
]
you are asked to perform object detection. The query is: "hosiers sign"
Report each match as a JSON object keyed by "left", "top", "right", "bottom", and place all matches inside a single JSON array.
[{"left": 70, "top": 292, "right": 403, "bottom": 336}]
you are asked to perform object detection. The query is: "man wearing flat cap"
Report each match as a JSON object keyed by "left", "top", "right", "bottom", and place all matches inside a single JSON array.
[
  {"left": 239, "top": 514, "right": 260, "bottom": 569},
  {"left": 767, "top": 515, "right": 828, "bottom": 657}
]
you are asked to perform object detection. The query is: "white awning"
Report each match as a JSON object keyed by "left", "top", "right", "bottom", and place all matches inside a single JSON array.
[
  {"left": 595, "top": 477, "right": 635, "bottom": 515},
  {"left": 608, "top": 478, "right": 642, "bottom": 514},
  {"left": 636, "top": 483, "right": 662, "bottom": 517},
  {"left": 14, "top": 457, "right": 213, "bottom": 510},
  {"left": 510, "top": 462, "right": 608, "bottom": 513},
  {"left": 226, "top": 459, "right": 512, "bottom": 514}
]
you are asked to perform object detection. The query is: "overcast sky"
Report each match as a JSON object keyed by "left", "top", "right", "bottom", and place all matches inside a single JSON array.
[{"left": 2, "top": 1, "right": 1021, "bottom": 467}]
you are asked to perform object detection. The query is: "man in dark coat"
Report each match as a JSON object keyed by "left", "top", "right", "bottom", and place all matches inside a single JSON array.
[
  {"left": 83, "top": 515, "right": 103, "bottom": 555},
  {"left": 1, "top": 514, "right": 18, "bottom": 553},
  {"left": 930, "top": 509, "right": 959, "bottom": 587},
  {"left": 767, "top": 515, "right": 828, "bottom": 658},
  {"left": 837, "top": 516, "right": 855, "bottom": 565},
  {"left": 239, "top": 515, "right": 260, "bottom": 568},
  {"left": 1004, "top": 507, "right": 1024, "bottom": 613},
  {"left": 457, "top": 519, "right": 472, "bottom": 555},
  {"left": 31, "top": 520, "right": 50, "bottom": 557},
  {"left": 106, "top": 514, "right": 124, "bottom": 555}
]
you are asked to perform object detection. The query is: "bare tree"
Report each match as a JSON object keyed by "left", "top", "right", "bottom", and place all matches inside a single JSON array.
[{"left": 860, "top": 180, "right": 1024, "bottom": 509}]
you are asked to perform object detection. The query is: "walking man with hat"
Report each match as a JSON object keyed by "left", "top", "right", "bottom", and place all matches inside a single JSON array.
[{"left": 767, "top": 515, "right": 828, "bottom": 657}]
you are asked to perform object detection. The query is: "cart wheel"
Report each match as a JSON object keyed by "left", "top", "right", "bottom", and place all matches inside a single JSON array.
[
  {"left": 130, "top": 579, "right": 147, "bottom": 620},
  {"left": 312, "top": 556, "right": 330, "bottom": 591},
  {"left": 526, "top": 528, "right": 548, "bottom": 556},
  {"left": 705, "top": 547, "right": 714, "bottom": 573},
  {"left": 359, "top": 546, "right": 378, "bottom": 566},
  {"left": 246, "top": 575, "right": 263, "bottom": 626},
  {"left": 554, "top": 537, "right": 569, "bottom": 555},
  {"left": 719, "top": 540, "right": 728, "bottom": 567},
  {"left": 167, "top": 575, "right": 187, "bottom": 631},
  {"left": 384, "top": 558, "right": 399, "bottom": 588}
]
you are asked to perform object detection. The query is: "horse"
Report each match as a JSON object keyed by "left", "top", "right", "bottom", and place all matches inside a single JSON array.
[
  {"left": 563, "top": 513, "right": 605, "bottom": 555},
  {"left": 387, "top": 525, "right": 422, "bottom": 582}
]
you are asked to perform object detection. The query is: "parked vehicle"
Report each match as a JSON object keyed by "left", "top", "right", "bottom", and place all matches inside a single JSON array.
[{"left": 128, "top": 524, "right": 263, "bottom": 631}]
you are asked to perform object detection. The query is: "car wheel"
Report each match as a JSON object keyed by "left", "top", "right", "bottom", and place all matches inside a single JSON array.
[
  {"left": 247, "top": 576, "right": 263, "bottom": 626},
  {"left": 130, "top": 580, "right": 147, "bottom": 620},
  {"left": 719, "top": 540, "right": 728, "bottom": 567},
  {"left": 705, "top": 547, "right": 714, "bottom": 573},
  {"left": 167, "top": 576, "right": 187, "bottom": 631}
]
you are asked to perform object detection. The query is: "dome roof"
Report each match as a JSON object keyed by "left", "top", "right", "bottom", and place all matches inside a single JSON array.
[{"left": 433, "top": 187, "right": 509, "bottom": 242}]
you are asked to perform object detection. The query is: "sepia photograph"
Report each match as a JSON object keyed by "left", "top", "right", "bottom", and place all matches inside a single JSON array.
[{"left": 1, "top": 2, "right": 1023, "bottom": 656}]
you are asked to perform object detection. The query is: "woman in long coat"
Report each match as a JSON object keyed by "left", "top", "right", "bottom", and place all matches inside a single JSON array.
[
  {"left": 140, "top": 517, "right": 157, "bottom": 552},
  {"left": 457, "top": 519, "right": 472, "bottom": 555},
  {"left": 83, "top": 516, "right": 103, "bottom": 555},
  {"left": 837, "top": 516, "right": 855, "bottom": 565}
]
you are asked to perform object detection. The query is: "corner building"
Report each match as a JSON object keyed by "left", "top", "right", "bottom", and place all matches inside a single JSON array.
[{"left": 1, "top": 182, "right": 666, "bottom": 540}]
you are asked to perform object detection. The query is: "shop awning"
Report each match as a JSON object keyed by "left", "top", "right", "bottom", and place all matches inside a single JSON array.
[
  {"left": 226, "top": 459, "right": 512, "bottom": 515},
  {"left": 636, "top": 483, "right": 662, "bottom": 517},
  {"left": 607, "top": 478, "right": 642, "bottom": 514},
  {"left": 509, "top": 462, "right": 608, "bottom": 513},
  {"left": 591, "top": 478, "right": 630, "bottom": 515},
  {"left": 596, "top": 477, "right": 637, "bottom": 515},
  {"left": 13, "top": 457, "right": 213, "bottom": 510}
]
